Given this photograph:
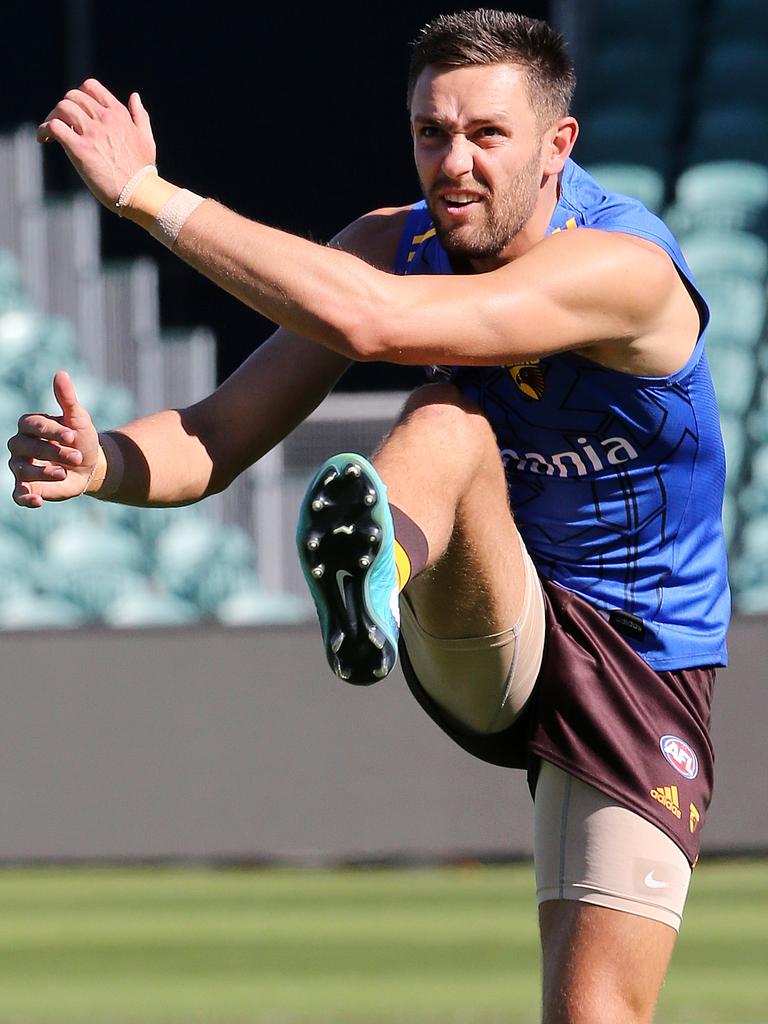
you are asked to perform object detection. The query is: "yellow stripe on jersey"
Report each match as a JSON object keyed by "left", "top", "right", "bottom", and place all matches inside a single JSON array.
[
  {"left": 412, "top": 227, "right": 437, "bottom": 245},
  {"left": 551, "top": 217, "right": 578, "bottom": 235}
]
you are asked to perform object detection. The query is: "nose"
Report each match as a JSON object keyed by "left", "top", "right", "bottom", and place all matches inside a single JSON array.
[{"left": 441, "top": 133, "right": 474, "bottom": 179}]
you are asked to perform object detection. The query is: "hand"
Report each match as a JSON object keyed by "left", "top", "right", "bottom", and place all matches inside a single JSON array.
[
  {"left": 8, "top": 371, "right": 102, "bottom": 507},
  {"left": 37, "top": 80, "right": 156, "bottom": 209}
]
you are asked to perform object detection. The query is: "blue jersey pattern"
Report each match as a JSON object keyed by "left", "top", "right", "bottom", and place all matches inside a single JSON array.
[{"left": 394, "top": 159, "right": 730, "bottom": 670}]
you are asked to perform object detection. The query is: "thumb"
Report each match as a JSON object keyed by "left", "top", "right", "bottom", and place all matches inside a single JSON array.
[
  {"left": 129, "top": 91, "right": 154, "bottom": 140},
  {"left": 53, "top": 370, "right": 91, "bottom": 429}
]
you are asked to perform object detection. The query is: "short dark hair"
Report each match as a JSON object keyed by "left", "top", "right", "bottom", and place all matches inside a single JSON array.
[{"left": 407, "top": 9, "right": 576, "bottom": 127}]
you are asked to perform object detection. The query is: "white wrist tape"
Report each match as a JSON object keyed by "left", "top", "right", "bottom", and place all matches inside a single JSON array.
[
  {"left": 149, "top": 189, "right": 206, "bottom": 249},
  {"left": 116, "top": 165, "right": 158, "bottom": 214}
]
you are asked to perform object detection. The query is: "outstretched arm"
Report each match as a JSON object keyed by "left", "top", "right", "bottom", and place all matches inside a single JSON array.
[
  {"left": 9, "top": 332, "right": 348, "bottom": 508},
  {"left": 40, "top": 81, "right": 693, "bottom": 370},
  {"left": 7, "top": 205, "right": 407, "bottom": 508}
]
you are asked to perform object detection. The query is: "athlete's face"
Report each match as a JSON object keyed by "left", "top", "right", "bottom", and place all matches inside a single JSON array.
[{"left": 411, "top": 63, "right": 546, "bottom": 262}]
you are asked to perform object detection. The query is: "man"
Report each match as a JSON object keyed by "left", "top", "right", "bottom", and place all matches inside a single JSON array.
[{"left": 9, "top": 10, "right": 728, "bottom": 1022}]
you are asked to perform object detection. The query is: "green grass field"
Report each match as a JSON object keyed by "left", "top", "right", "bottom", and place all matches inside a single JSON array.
[{"left": 0, "top": 859, "right": 764, "bottom": 1024}]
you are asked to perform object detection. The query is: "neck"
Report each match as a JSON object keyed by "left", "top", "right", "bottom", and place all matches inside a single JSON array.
[{"left": 468, "top": 169, "right": 563, "bottom": 273}]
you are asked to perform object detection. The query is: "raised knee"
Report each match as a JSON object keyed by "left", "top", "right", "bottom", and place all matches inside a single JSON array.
[{"left": 399, "top": 383, "right": 498, "bottom": 451}]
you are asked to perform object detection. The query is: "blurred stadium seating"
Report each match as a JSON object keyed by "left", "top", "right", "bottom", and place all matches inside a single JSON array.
[
  {"left": 0, "top": 125, "right": 311, "bottom": 630},
  {"left": 2, "top": 0, "right": 768, "bottom": 623},
  {"left": 576, "top": 0, "right": 768, "bottom": 613}
]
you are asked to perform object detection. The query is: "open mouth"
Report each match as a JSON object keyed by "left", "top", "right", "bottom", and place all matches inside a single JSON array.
[{"left": 441, "top": 192, "right": 484, "bottom": 214}]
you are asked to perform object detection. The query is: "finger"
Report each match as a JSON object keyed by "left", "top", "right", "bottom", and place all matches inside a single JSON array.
[
  {"left": 8, "top": 434, "right": 83, "bottom": 466},
  {"left": 64, "top": 88, "right": 102, "bottom": 120},
  {"left": 46, "top": 98, "right": 90, "bottom": 135},
  {"left": 53, "top": 371, "right": 91, "bottom": 430},
  {"left": 12, "top": 484, "right": 43, "bottom": 509},
  {"left": 38, "top": 117, "right": 88, "bottom": 154},
  {"left": 9, "top": 457, "right": 68, "bottom": 484},
  {"left": 15, "top": 412, "right": 76, "bottom": 446},
  {"left": 80, "top": 78, "right": 121, "bottom": 108}
]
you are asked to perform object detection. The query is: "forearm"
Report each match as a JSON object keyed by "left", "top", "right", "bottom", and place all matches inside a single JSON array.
[
  {"left": 88, "top": 330, "right": 350, "bottom": 506},
  {"left": 122, "top": 174, "right": 392, "bottom": 360},
  {"left": 88, "top": 409, "right": 216, "bottom": 506}
]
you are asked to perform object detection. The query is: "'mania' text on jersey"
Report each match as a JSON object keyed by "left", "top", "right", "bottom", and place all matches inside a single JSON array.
[{"left": 500, "top": 436, "right": 639, "bottom": 477}]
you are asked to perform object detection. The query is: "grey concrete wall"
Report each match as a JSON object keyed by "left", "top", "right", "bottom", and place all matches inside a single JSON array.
[{"left": 0, "top": 616, "right": 765, "bottom": 861}]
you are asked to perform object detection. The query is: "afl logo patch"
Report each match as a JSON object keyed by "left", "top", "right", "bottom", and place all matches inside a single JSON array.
[{"left": 660, "top": 735, "right": 699, "bottom": 780}]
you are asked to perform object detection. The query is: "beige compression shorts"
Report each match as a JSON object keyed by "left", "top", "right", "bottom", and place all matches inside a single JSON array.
[{"left": 399, "top": 542, "right": 692, "bottom": 931}]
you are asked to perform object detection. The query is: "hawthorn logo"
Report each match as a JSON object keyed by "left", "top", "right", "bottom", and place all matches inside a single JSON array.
[
  {"left": 507, "top": 360, "right": 546, "bottom": 400},
  {"left": 689, "top": 803, "right": 701, "bottom": 834},
  {"left": 650, "top": 784, "right": 682, "bottom": 820}
]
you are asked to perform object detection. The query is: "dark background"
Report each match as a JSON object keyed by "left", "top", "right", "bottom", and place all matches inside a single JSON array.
[{"left": 2, "top": 0, "right": 548, "bottom": 388}]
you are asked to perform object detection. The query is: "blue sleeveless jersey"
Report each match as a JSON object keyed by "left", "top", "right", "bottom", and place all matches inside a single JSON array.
[{"left": 394, "top": 159, "right": 730, "bottom": 670}]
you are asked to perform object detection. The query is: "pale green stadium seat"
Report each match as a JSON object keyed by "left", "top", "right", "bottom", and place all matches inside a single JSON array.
[
  {"left": 669, "top": 161, "right": 768, "bottom": 234},
  {"left": 681, "top": 231, "right": 768, "bottom": 282},
  {"left": 584, "top": 163, "right": 666, "bottom": 213},
  {"left": 739, "top": 518, "right": 768, "bottom": 564},
  {"left": 700, "top": 276, "right": 767, "bottom": 348},
  {"left": 217, "top": 586, "right": 309, "bottom": 626},
  {"left": 738, "top": 480, "right": 768, "bottom": 520},
  {"left": 103, "top": 589, "right": 201, "bottom": 628},
  {"left": 0, "top": 310, "right": 84, "bottom": 401},
  {"left": 43, "top": 564, "right": 151, "bottom": 620},
  {"left": 706, "top": 348, "right": 757, "bottom": 417},
  {"left": 40, "top": 520, "right": 149, "bottom": 618},
  {"left": 721, "top": 492, "right": 737, "bottom": 549},
  {"left": 0, "top": 251, "right": 24, "bottom": 314},
  {"left": 191, "top": 562, "right": 264, "bottom": 615},
  {"left": 1, "top": 487, "right": 86, "bottom": 548},
  {"left": 0, "top": 591, "right": 86, "bottom": 630},
  {"left": 153, "top": 518, "right": 257, "bottom": 609},
  {"left": 0, "top": 381, "right": 29, "bottom": 435},
  {"left": 44, "top": 521, "right": 145, "bottom": 572},
  {"left": 746, "top": 441, "right": 768, "bottom": 485},
  {"left": 718, "top": 412, "right": 748, "bottom": 484},
  {"left": 0, "top": 525, "right": 36, "bottom": 576},
  {"left": 733, "top": 583, "right": 768, "bottom": 614}
]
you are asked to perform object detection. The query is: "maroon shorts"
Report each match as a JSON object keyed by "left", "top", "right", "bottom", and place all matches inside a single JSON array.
[{"left": 400, "top": 578, "right": 716, "bottom": 866}]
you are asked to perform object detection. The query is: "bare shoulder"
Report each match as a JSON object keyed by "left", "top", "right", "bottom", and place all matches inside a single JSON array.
[
  {"left": 329, "top": 205, "right": 413, "bottom": 272},
  {"left": 525, "top": 228, "right": 685, "bottom": 313},
  {"left": 534, "top": 226, "right": 676, "bottom": 273}
]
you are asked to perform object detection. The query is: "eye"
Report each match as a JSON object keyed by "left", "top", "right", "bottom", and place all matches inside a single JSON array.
[
  {"left": 417, "top": 125, "right": 443, "bottom": 140},
  {"left": 479, "top": 126, "right": 504, "bottom": 137}
]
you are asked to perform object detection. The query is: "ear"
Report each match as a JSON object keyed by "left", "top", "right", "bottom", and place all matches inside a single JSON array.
[{"left": 542, "top": 117, "right": 578, "bottom": 175}]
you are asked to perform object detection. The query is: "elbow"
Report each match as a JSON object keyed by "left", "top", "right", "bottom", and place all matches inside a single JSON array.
[
  {"left": 327, "top": 271, "right": 412, "bottom": 362},
  {"left": 331, "top": 304, "right": 398, "bottom": 363}
]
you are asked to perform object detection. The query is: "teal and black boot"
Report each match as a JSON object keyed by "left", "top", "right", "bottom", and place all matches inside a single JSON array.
[{"left": 296, "top": 453, "right": 399, "bottom": 685}]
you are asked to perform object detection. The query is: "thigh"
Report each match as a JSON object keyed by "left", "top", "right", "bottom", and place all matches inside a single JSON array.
[
  {"left": 375, "top": 382, "right": 528, "bottom": 639},
  {"left": 535, "top": 762, "right": 692, "bottom": 931},
  {"left": 535, "top": 761, "right": 689, "bottom": 1023},
  {"left": 399, "top": 538, "right": 545, "bottom": 733}
]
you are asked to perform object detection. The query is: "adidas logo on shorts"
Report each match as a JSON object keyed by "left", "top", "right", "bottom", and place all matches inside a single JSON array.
[{"left": 650, "top": 784, "right": 682, "bottom": 820}]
